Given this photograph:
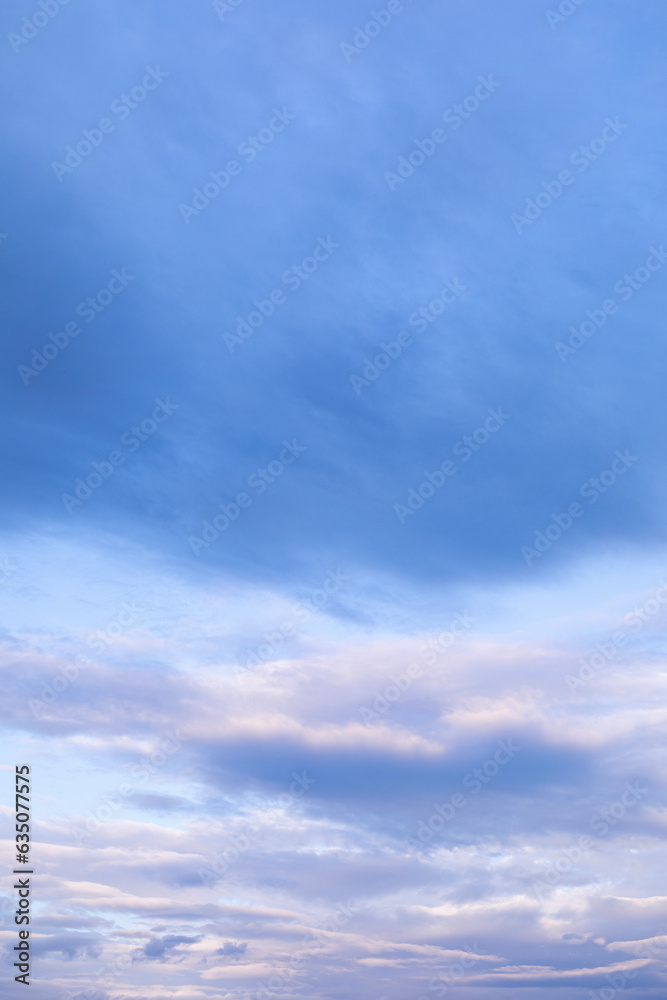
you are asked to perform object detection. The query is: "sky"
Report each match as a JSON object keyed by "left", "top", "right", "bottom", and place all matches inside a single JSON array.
[{"left": 1, "top": 0, "right": 667, "bottom": 997}]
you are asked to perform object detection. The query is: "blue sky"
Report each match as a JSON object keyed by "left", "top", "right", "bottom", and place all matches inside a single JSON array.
[{"left": 2, "top": 0, "right": 667, "bottom": 998}]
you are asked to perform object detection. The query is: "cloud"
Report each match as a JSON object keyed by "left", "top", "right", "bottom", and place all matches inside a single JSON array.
[
  {"left": 31, "top": 933, "right": 103, "bottom": 960},
  {"left": 1, "top": 1, "right": 665, "bottom": 589},
  {"left": 215, "top": 940, "right": 248, "bottom": 961},
  {"left": 142, "top": 935, "right": 201, "bottom": 960}
]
